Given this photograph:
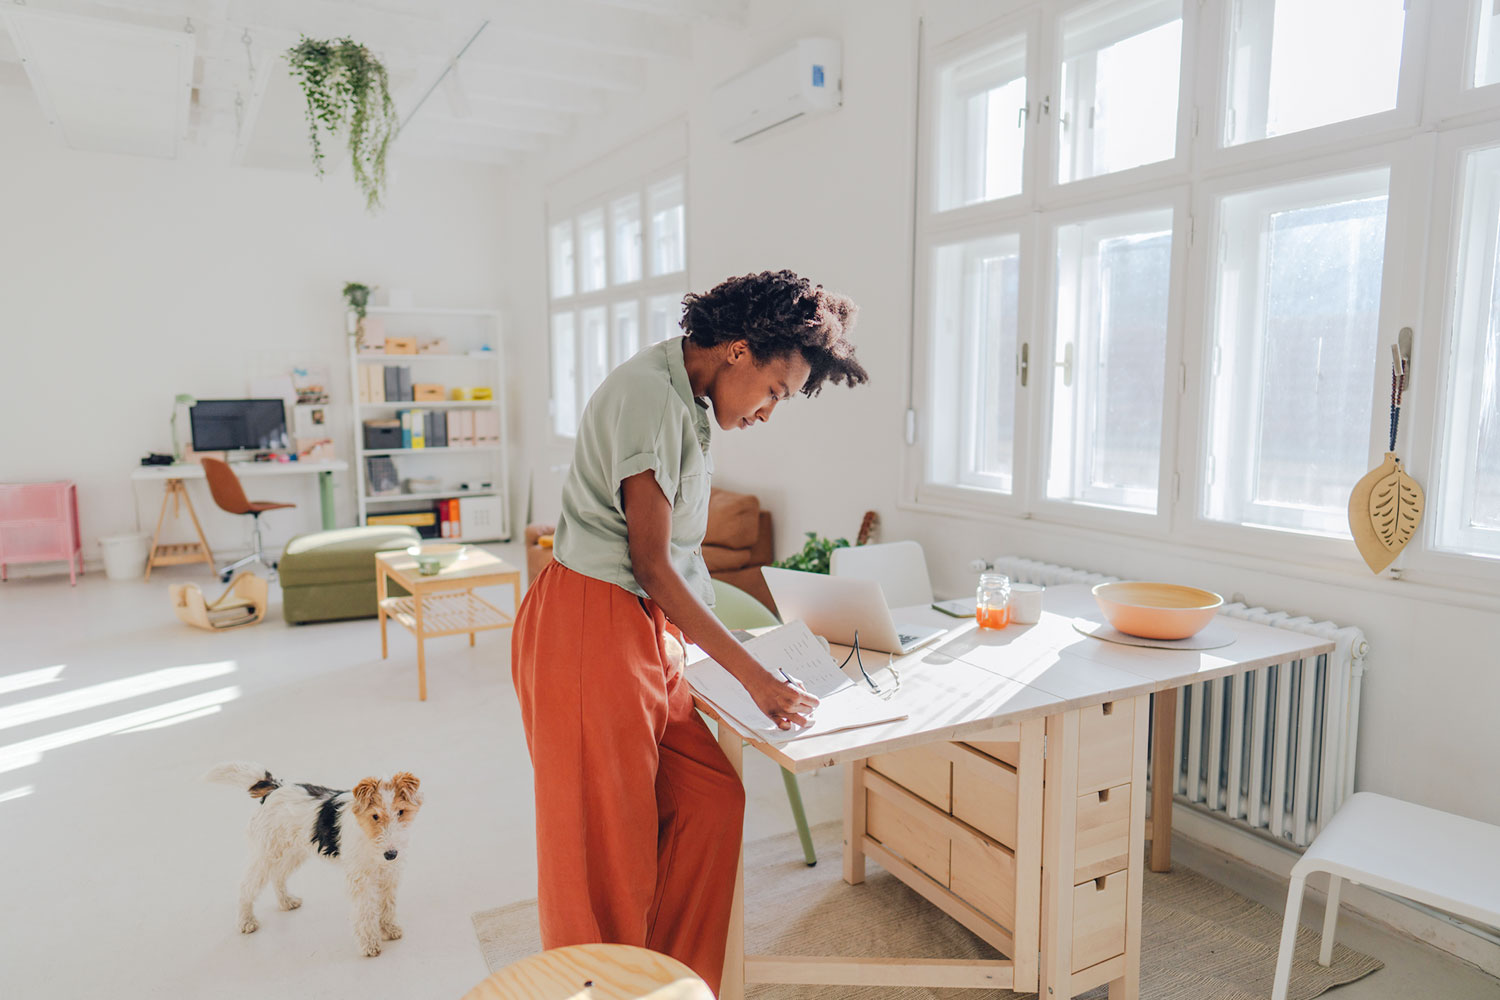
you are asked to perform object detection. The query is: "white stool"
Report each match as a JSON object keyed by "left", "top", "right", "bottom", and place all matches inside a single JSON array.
[{"left": 1272, "top": 792, "right": 1500, "bottom": 1000}]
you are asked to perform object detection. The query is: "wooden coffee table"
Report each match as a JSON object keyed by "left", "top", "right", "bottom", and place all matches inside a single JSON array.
[{"left": 375, "top": 548, "right": 522, "bottom": 701}]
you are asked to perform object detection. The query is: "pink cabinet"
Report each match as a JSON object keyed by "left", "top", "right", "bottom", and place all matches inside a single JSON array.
[{"left": 0, "top": 481, "right": 83, "bottom": 585}]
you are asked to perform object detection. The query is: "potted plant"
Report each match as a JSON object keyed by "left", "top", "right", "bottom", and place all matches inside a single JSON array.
[
  {"left": 286, "top": 37, "right": 399, "bottom": 211},
  {"left": 771, "top": 532, "right": 851, "bottom": 575}
]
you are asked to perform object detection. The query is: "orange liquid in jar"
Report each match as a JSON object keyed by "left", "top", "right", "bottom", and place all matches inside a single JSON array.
[{"left": 976, "top": 604, "right": 1010, "bottom": 629}]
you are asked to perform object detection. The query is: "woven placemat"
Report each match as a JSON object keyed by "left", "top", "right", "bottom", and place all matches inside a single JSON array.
[
  {"left": 474, "top": 823, "right": 1380, "bottom": 999},
  {"left": 1071, "top": 615, "right": 1236, "bottom": 651}
]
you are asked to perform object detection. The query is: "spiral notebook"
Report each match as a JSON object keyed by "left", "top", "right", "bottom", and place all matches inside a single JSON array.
[{"left": 684, "top": 620, "right": 907, "bottom": 745}]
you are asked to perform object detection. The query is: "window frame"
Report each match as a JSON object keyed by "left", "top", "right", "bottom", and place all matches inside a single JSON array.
[
  {"left": 1404, "top": 119, "right": 1500, "bottom": 582},
  {"left": 1039, "top": 0, "right": 1196, "bottom": 203},
  {"left": 905, "top": 0, "right": 1500, "bottom": 589},
  {"left": 545, "top": 161, "right": 688, "bottom": 443},
  {"left": 1196, "top": 0, "right": 1429, "bottom": 173},
  {"left": 1031, "top": 188, "right": 1188, "bottom": 535}
]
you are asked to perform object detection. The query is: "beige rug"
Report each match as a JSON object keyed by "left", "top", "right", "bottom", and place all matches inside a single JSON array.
[{"left": 474, "top": 823, "right": 1381, "bottom": 999}]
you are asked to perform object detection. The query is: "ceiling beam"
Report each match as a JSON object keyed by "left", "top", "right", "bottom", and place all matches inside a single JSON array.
[
  {"left": 459, "top": 1, "right": 688, "bottom": 60},
  {"left": 398, "top": 117, "right": 546, "bottom": 153},
  {"left": 579, "top": 0, "right": 744, "bottom": 25}
]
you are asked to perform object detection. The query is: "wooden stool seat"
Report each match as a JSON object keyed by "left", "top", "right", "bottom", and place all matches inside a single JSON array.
[{"left": 461, "top": 943, "right": 712, "bottom": 1000}]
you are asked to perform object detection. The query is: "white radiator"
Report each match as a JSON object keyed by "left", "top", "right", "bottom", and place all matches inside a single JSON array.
[{"left": 984, "top": 556, "right": 1368, "bottom": 850}]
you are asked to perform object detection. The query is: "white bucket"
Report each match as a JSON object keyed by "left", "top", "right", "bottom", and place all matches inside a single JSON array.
[{"left": 99, "top": 533, "right": 151, "bottom": 581}]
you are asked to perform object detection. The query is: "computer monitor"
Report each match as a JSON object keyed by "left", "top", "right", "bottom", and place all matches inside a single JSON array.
[{"left": 189, "top": 399, "right": 289, "bottom": 452}]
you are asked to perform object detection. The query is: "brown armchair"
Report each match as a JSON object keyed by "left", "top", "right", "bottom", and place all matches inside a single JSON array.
[{"left": 523, "top": 487, "right": 776, "bottom": 615}]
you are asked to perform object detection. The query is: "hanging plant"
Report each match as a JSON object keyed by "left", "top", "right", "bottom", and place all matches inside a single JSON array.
[
  {"left": 342, "top": 282, "right": 374, "bottom": 320},
  {"left": 286, "top": 36, "right": 398, "bottom": 211}
]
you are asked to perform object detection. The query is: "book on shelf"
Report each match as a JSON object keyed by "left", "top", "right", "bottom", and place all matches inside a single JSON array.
[
  {"left": 365, "top": 456, "right": 399, "bottom": 496},
  {"left": 368, "top": 511, "right": 436, "bottom": 528},
  {"left": 427, "top": 410, "right": 447, "bottom": 448},
  {"left": 438, "top": 498, "right": 463, "bottom": 539},
  {"left": 409, "top": 408, "right": 425, "bottom": 449}
]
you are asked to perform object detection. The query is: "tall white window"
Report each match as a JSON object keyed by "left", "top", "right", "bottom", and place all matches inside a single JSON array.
[
  {"left": 1204, "top": 170, "right": 1390, "bottom": 536},
  {"left": 550, "top": 312, "right": 578, "bottom": 439},
  {"left": 548, "top": 168, "right": 687, "bottom": 438},
  {"left": 1433, "top": 144, "right": 1500, "bottom": 559},
  {"left": 935, "top": 29, "right": 1029, "bottom": 210},
  {"left": 1223, "top": 0, "right": 1407, "bottom": 147},
  {"left": 1047, "top": 208, "right": 1173, "bottom": 511},
  {"left": 1477, "top": 0, "right": 1500, "bottom": 90},
  {"left": 929, "top": 233, "right": 1022, "bottom": 493},
  {"left": 1057, "top": 0, "right": 1182, "bottom": 184},
  {"left": 910, "top": 0, "right": 1500, "bottom": 579}
]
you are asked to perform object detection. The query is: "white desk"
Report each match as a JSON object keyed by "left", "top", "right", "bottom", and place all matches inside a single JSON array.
[
  {"left": 131, "top": 460, "right": 348, "bottom": 530},
  {"left": 702, "top": 583, "right": 1336, "bottom": 1000}
]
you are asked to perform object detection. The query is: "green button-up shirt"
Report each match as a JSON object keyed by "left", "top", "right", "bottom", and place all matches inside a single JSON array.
[{"left": 553, "top": 337, "right": 716, "bottom": 605}]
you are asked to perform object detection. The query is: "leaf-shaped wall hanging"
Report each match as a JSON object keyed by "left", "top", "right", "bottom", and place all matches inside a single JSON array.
[{"left": 1348, "top": 452, "right": 1425, "bottom": 574}]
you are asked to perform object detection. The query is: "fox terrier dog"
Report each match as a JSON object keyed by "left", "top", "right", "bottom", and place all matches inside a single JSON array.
[{"left": 207, "top": 761, "right": 422, "bottom": 956}]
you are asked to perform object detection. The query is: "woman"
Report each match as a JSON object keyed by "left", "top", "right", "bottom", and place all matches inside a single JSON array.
[{"left": 511, "top": 269, "right": 868, "bottom": 992}]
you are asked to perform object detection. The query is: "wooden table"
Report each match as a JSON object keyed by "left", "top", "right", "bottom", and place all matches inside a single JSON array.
[
  {"left": 461, "top": 943, "right": 712, "bottom": 1000},
  {"left": 701, "top": 584, "right": 1335, "bottom": 1000},
  {"left": 374, "top": 548, "right": 521, "bottom": 701}
]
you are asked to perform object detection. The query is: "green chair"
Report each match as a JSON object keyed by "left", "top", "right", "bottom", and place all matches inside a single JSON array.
[{"left": 710, "top": 578, "right": 818, "bottom": 867}]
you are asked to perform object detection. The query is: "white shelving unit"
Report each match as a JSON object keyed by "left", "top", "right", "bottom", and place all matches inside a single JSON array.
[{"left": 348, "top": 306, "right": 511, "bottom": 543}]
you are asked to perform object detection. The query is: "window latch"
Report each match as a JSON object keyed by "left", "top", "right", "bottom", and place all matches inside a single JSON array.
[
  {"left": 1056, "top": 342, "right": 1074, "bottom": 387},
  {"left": 1019, "top": 342, "right": 1029, "bottom": 386},
  {"left": 1017, "top": 103, "right": 1029, "bottom": 129}
]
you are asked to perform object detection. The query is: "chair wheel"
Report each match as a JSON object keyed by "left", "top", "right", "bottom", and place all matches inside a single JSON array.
[{"left": 221, "top": 571, "right": 233, "bottom": 583}]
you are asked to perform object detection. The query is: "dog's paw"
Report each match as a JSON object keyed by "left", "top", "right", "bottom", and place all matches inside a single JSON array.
[
  {"left": 239, "top": 917, "right": 259, "bottom": 934},
  {"left": 278, "top": 895, "right": 302, "bottom": 911},
  {"left": 361, "top": 941, "right": 382, "bottom": 957},
  {"left": 380, "top": 922, "right": 403, "bottom": 941}
]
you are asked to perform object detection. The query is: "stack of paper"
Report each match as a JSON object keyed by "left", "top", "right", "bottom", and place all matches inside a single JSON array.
[{"left": 684, "top": 620, "right": 907, "bottom": 745}]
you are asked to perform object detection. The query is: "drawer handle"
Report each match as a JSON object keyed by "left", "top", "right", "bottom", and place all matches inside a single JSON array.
[
  {"left": 1101, "top": 701, "right": 1114, "bottom": 716},
  {"left": 1098, "top": 788, "right": 1110, "bottom": 803},
  {"left": 1095, "top": 875, "right": 1109, "bottom": 891}
]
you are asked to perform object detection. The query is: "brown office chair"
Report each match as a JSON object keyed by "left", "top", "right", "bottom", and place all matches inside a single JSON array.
[{"left": 201, "top": 458, "right": 295, "bottom": 582}]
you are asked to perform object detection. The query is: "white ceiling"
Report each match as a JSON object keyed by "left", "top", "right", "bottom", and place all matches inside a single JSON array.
[{"left": 0, "top": 0, "right": 745, "bottom": 169}]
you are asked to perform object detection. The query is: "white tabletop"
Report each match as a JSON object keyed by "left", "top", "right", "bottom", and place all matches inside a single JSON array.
[
  {"left": 130, "top": 460, "right": 348, "bottom": 480},
  {"left": 730, "top": 583, "right": 1335, "bottom": 773}
]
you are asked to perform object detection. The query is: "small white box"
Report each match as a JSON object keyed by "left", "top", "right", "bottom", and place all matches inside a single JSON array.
[{"left": 457, "top": 496, "right": 504, "bottom": 539}]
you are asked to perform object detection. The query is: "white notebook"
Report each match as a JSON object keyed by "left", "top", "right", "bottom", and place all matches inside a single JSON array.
[{"left": 684, "top": 620, "right": 907, "bottom": 745}]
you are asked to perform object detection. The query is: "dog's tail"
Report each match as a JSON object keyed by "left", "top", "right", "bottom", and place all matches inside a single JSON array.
[{"left": 205, "top": 761, "right": 282, "bottom": 801}]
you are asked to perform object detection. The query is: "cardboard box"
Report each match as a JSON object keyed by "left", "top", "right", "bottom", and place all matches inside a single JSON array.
[
  {"left": 417, "top": 337, "right": 449, "bottom": 354},
  {"left": 413, "top": 383, "right": 445, "bottom": 402},
  {"left": 385, "top": 336, "right": 418, "bottom": 355}
]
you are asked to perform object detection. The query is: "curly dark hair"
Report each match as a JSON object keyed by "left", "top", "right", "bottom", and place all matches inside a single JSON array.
[{"left": 679, "top": 270, "right": 869, "bottom": 396}]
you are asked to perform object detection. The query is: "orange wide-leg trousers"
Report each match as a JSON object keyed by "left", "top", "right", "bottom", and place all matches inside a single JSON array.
[{"left": 511, "top": 560, "right": 746, "bottom": 994}]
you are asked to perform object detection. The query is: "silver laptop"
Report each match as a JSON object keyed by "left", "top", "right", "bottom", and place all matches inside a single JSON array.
[{"left": 761, "top": 567, "right": 947, "bottom": 655}]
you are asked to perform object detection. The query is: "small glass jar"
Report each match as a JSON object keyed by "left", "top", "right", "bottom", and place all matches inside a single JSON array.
[{"left": 976, "top": 572, "right": 1011, "bottom": 629}]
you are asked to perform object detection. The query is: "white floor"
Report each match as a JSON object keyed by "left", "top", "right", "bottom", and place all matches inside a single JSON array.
[{"left": 0, "top": 549, "right": 1493, "bottom": 999}]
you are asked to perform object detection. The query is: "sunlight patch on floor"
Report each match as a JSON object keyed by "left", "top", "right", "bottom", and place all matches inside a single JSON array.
[{"left": 0, "top": 686, "right": 241, "bottom": 774}]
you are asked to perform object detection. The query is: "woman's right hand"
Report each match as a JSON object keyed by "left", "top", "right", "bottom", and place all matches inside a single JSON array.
[{"left": 742, "top": 667, "right": 820, "bottom": 730}]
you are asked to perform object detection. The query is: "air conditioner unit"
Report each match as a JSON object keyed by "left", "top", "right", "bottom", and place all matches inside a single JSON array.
[{"left": 710, "top": 37, "right": 842, "bottom": 143}]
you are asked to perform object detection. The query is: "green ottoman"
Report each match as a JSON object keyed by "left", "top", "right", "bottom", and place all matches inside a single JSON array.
[{"left": 279, "top": 526, "right": 420, "bottom": 624}]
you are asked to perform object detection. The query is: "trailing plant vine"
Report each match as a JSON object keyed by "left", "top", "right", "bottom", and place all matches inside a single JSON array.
[{"left": 286, "top": 37, "right": 398, "bottom": 211}]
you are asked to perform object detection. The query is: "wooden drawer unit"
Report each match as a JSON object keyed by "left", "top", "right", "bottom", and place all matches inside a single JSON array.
[
  {"left": 1075, "top": 784, "right": 1131, "bottom": 883},
  {"left": 950, "top": 749, "right": 1019, "bottom": 850},
  {"left": 1076, "top": 700, "right": 1136, "bottom": 793},
  {"left": 1070, "top": 870, "right": 1128, "bottom": 973},
  {"left": 950, "top": 837, "right": 1018, "bottom": 934},
  {"left": 868, "top": 745, "right": 951, "bottom": 812},
  {"left": 866, "top": 785, "right": 950, "bottom": 886}
]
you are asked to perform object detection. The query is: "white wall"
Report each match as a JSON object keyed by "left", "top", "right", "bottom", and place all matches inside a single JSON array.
[
  {"left": 0, "top": 86, "right": 508, "bottom": 561},
  {"left": 495, "top": 0, "right": 1500, "bottom": 827}
]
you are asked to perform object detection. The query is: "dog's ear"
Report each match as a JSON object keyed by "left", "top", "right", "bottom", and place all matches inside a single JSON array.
[
  {"left": 391, "top": 771, "right": 422, "bottom": 806},
  {"left": 352, "top": 777, "right": 382, "bottom": 810}
]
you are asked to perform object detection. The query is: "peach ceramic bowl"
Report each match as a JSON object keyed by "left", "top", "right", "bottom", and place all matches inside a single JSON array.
[{"left": 1091, "top": 581, "right": 1224, "bottom": 640}]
